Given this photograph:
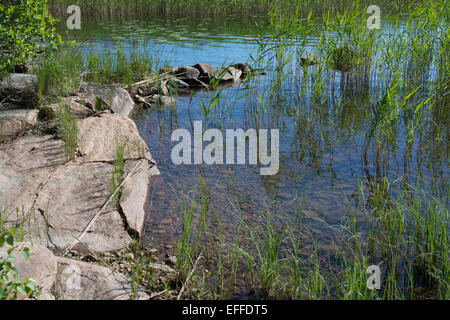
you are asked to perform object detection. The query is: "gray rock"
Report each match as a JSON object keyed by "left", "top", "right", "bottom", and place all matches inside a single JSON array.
[
  {"left": 34, "top": 161, "right": 133, "bottom": 253},
  {"left": 0, "top": 109, "right": 39, "bottom": 137},
  {"left": 232, "top": 62, "right": 252, "bottom": 74},
  {"left": 55, "top": 257, "right": 149, "bottom": 300},
  {"left": 175, "top": 66, "right": 201, "bottom": 80},
  {"left": 148, "top": 262, "right": 175, "bottom": 273},
  {"left": 168, "top": 77, "right": 190, "bottom": 89},
  {"left": 120, "top": 159, "right": 160, "bottom": 237},
  {"left": 0, "top": 73, "right": 39, "bottom": 108},
  {"left": 85, "top": 84, "right": 135, "bottom": 117},
  {"left": 77, "top": 113, "right": 153, "bottom": 162},
  {"left": 192, "top": 63, "right": 217, "bottom": 82},
  {"left": 0, "top": 135, "right": 66, "bottom": 216},
  {"left": 300, "top": 53, "right": 319, "bottom": 66},
  {"left": 0, "top": 243, "right": 58, "bottom": 300}
]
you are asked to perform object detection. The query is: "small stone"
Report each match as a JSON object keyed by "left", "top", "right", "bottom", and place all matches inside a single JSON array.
[
  {"left": 149, "top": 262, "right": 175, "bottom": 273},
  {"left": 164, "top": 255, "right": 177, "bottom": 267},
  {"left": 232, "top": 62, "right": 252, "bottom": 74},
  {"left": 300, "top": 53, "right": 319, "bottom": 66},
  {"left": 148, "top": 95, "right": 176, "bottom": 107}
]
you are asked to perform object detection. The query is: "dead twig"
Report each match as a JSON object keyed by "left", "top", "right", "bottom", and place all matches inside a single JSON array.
[{"left": 177, "top": 252, "right": 202, "bottom": 300}]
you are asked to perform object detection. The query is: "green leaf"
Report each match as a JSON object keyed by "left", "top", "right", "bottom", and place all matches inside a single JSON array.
[
  {"left": 22, "top": 247, "right": 30, "bottom": 260},
  {"left": 5, "top": 234, "right": 13, "bottom": 246}
]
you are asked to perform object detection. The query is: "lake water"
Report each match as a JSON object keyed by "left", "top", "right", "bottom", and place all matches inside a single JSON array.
[{"left": 56, "top": 11, "right": 448, "bottom": 296}]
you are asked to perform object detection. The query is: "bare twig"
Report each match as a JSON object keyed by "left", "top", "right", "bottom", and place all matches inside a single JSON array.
[{"left": 177, "top": 252, "right": 202, "bottom": 300}]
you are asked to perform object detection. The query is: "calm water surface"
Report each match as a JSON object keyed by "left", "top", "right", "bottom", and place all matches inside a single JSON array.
[{"left": 57, "top": 14, "right": 448, "bottom": 286}]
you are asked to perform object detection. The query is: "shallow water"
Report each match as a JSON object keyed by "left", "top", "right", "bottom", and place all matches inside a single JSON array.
[{"left": 57, "top": 11, "right": 448, "bottom": 297}]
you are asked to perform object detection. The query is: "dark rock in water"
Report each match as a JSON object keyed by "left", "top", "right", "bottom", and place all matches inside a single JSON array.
[
  {"left": 182, "top": 77, "right": 209, "bottom": 90},
  {"left": 192, "top": 63, "right": 217, "bottom": 82},
  {"left": 300, "top": 53, "right": 319, "bottom": 66},
  {"left": 213, "top": 66, "right": 242, "bottom": 84},
  {"left": 175, "top": 66, "right": 200, "bottom": 80},
  {"left": 0, "top": 73, "right": 39, "bottom": 108},
  {"left": 232, "top": 62, "right": 252, "bottom": 75},
  {"left": 168, "top": 77, "right": 190, "bottom": 89},
  {"left": 213, "top": 67, "right": 234, "bottom": 82},
  {"left": 227, "top": 66, "right": 243, "bottom": 83}
]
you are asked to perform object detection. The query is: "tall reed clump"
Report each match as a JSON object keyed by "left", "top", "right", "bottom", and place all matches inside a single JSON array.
[
  {"left": 238, "top": 212, "right": 286, "bottom": 299},
  {"left": 36, "top": 47, "right": 84, "bottom": 97},
  {"left": 338, "top": 180, "right": 449, "bottom": 300},
  {"left": 86, "top": 48, "right": 156, "bottom": 86},
  {"left": 55, "top": 103, "right": 78, "bottom": 160},
  {"left": 175, "top": 191, "right": 199, "bottom": 281}
]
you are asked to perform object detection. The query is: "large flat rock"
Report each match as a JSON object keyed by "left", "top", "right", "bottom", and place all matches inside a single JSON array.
[
  {"left": 34, "top": 162, "right": 132, "bottom": 253},
  {"left": 0, "top": 135, "right": 66, "bottom": 215}
]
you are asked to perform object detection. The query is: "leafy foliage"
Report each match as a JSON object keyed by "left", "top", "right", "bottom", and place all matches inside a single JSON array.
[
  {"left": 0, "top": 212, "right": 39, "bottom": 300},
  {"left": 0, "top": 0, "right": 62, "bottom": 76}
]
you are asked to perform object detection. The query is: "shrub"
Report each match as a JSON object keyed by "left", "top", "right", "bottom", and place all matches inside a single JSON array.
[
  {"left": 0, "top": 0, "right": 62, "bottom": 76},
  {"left": 0, "top": 208, "right": 39, "bottom": 300}
]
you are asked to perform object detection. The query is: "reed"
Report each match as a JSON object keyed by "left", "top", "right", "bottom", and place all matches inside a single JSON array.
[{"left": 55, "top": 103, "right": 78, "bottom": 160}]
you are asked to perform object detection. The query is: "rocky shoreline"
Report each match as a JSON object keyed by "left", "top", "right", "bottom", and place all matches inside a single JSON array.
[{"left": 0, "top": 62, "right": 255, "bottom": 300}]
